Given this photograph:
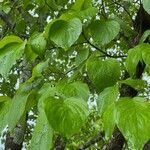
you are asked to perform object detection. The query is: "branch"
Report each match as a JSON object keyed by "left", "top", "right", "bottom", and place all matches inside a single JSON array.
[
  {"left": 82, "top": 32, "right": 127, "bottom": 58},
  {"left": 54, "top": 135, "right": 66, "bottom": 150},
  {"left": 113, "top": 0, "right": 134, "bottom": 24},
  {"left": 79, "top": 132, "right": 104, "bottom": 150},
  {"left": 0, "top": 11, "right": 13, "bottom": 28}
]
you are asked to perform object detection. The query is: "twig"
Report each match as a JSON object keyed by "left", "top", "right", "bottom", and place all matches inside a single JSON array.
[
  {"left": 82, "top": 32, "right": 127, "bottom": 58},
  {"left": 79, "top": 132, "right": 104, "bottom": 150},
  {"left": 113, "top": 0, "right": 134, "bottom": 24}
]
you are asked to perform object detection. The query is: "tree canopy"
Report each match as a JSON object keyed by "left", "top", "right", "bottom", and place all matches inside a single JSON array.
[{"left": 1, "top": 0, "right": 150, "bottom": 149}]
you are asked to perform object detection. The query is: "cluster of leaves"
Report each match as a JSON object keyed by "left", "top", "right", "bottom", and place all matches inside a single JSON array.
[{"left": 1, "top": 0, "right": 150, "bottom": 149}]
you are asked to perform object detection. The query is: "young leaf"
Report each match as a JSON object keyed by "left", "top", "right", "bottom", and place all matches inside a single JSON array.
[
  {"left": 49, "top": 18, "right": 82, "bottom": 50},
  {"left": 88, "top": 20, "right": 120, "bottom": 45},
  {"left": 97, "top": 85, "right": 119, "bottom": 116},
  {"left": 116, "top": 97, "right": 150, "bottom": 149},
  {"left": 45, "top": 97, "right": 89, "bottom": 137},
  {"left": 87, "top": 57, "right": 120, "bottom": 92}
]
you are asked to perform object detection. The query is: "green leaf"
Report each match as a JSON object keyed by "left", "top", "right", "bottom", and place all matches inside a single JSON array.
[
  {"left": 142, "top": 0, "right": 150, "bottom": 15},
  {"left": 29, "top": 110, "right": 53, "bottom": 150},
  {"left": 102, "top": 103, "right": 117, "bottom": 140},
  {"left": 49, "top": 18, "right": 82, "bottom": 50},
  {"left": 56, "top": 81, "right": 90, "bottom": 101},
  {"left": 29, "top": 32, "right": 47, "bottom": 55},
  {"left": 45, "top": 97, "right": 89, "bottom": 137},
  {"left": 88, "top": 20, "right": 120, "bottom": 45},
  {"left": 97, "top": 85, "right": 119, "bottom": 116},
  {"left": 38, "top": 83, "right": 57, "bottom": 100},
  {"left": 8, "top": 82, "right": 32, "bottom": 130},
  {"left": 71, "top": 0, "right": 92, "bottom": 11},
  {"left": 87, "top": 56, "right": 120, "bottom": 92},
  {"left": 119, "top": 78, "right": 147, "bottom": 90},
  {"left": 25, "top": 44, "right": 38, "bottom": 62},
  {"left": 140, "top": 29, "right": 150, "bottom": 43},
  {"left": 74, "top": 7, "right": 97, "bottom": 21},
  {"left": 30, "top": 59, "right": 49, "bottom": 81},
  {"left": 0, "top": 35, "right": 23, "bottom": 49},
  {"left": 116, "top": 97, "right": 150, "bottom": 149},
  {"left": 141, "top": 44, "right": 150, "bottom": 69},
  {"left": 75, "top": 48, "right": 89, "bottom": 66},
  {"left": 0, "top": 96, "right": 11, "bottom": 133},
  {"left": 125, "top": 43, "right": 150, "bottom": 76},
  {"left": 125, "top": 46, "right": 141, "bottom": 76},
  {"left": 0, "top": 41, "right": 27, "bottom": 78}
]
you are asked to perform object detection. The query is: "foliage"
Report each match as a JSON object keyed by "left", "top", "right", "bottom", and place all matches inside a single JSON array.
[{"left": 1, "top": 0, "right": 150, "bottom": 150}]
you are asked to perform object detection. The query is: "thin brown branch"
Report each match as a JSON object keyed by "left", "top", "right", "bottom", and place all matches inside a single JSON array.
[
  {"left": 82, "top": 32, "right": 127, "bottom": 58},
  {"left": 79, "top": 132, "right": 104, "bottom": 150},
  {"left": 113, "top": 0, "right": 134, "bottom": 24}
]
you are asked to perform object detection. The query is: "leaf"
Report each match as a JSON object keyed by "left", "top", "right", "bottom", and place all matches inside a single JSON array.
[
  {"left": 116, "top": 97, "right": 150, "bottom": 149},
  {"left": 49, "top": 18, "right": 82, "bottom": 50},
  {"left": 97, "top": 85, "right": 119, "bottom": 116},
  {"left": 87, "top": 56, "right": 120, "bottom": 92},
  {"left": 56, "top": 81, "right": 90, "bottom": 101},
  {"left": 75, "top": 7, "right": 97, "bottom": 21},
  {"left": 45, "top": 97, "right": 89, "bottom": 137},
  {"left": 125, "top": 43, "right": 150, "bottom": 76},
  {"left": 88, "top": 20, "right": 120, "bottom": 45},
  {"left": 30, "top": 59, "right": 49, "bottom": 81},
  {"left": 0, "top": 41, "right": 27, "bottom": 78},
  {"left": 8, "top": 82, "right": 32, "bottom": 130},
  {"left": 75, "top": 48, "right": 89, "bottom": 66},
  {"left": 140, "top": 29, "right": 150, "bottom": 43},
  {"left": 0, "top": 35, "right": 23, "bottom": 49},
  {"left": 0, "top": 96, "right": 11, "bottom": 133},
  {"left": 71, "top": 0, "right": 92, "bottom": 11},
  {"left": 119, "top": 78, "right": 147, "bottom": 90},
  {"left": 141, "top": 44, "right": 150, "bottom": 69},
  {"left": 29, "top": 110, "right": 53, "bottom": 150},
  {"left": 25, "top": 44, "right": 38, "bottom": 62},
  {"left": 38, "top": 83, "right": 57, "bottom": 100},
  {"left": 29, "top": 32, "right": 47, "bottom": 55},
  {"left": 102, "top": 103, "right": 117, "bottom": 140},
  {"left": 125, "top": 46, "right": 142, "bottom": 76},
  {"left": 142, "top": 0, "right": 150, "bottom": 15}
]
